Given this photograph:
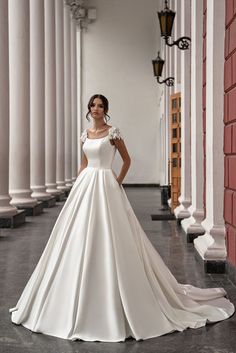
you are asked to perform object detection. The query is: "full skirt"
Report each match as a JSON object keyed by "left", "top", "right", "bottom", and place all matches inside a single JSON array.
[{"left": 9, "top": 167, "right": 235, "bottom": 342}]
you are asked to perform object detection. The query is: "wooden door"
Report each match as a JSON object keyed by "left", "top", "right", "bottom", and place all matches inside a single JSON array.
[{"left": 169, "top": 93, "right": 181, "bottom": 212}]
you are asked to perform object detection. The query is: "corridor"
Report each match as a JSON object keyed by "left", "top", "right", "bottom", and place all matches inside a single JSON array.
[{"left": 1, "top": 187, "right": 236, "bottom": 353}]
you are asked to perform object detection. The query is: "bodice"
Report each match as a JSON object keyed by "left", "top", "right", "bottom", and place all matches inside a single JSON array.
[{"left": 81, "top": 126, "right": 122, "bottom": 170}]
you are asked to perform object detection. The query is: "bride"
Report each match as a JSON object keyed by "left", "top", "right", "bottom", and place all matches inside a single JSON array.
[{"left": 9, "top": 94, "right": 235, "bottom": 342}]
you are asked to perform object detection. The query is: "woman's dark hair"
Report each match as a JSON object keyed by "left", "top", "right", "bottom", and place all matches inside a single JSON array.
[{"left": 86, "top": 94, "right": 111, "bottom": 122}]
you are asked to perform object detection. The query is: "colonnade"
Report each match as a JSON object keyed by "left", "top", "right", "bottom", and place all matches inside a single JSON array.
[
  {"left": 0, "top": 0, "right": 79, "bottom": 217},
  {"left": 161, "top": 0, "right": 227, "bottom": 268}
]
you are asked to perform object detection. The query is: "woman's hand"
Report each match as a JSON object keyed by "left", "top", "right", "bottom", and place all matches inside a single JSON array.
[
  {"left": 116, "top": 177, "right": 122, "bottom": 186},
  {"left": 112, "top": 138, "right": 131, "bottom": 185}
]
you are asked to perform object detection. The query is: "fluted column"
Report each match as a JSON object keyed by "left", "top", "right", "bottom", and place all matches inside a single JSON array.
[
  {"left": 30, "top": 0, "right": 51, "bottom": 200},
  {"left": 194, "top": 0, "right": 227, "bottom": 264},
  {"left": 64, "top": 4, "right": 73, "bottom": 187},
  {"left": 45, "top": 0, "right": 61, "bottom": 195},
  {"left": 71, "top": 17, "right": 78, "bottom": 182},
  {"left": 174, "top": 0, "right": 191, "bottom": 219},
  {"left": 56, "top": 0, "right": 68, "bottom": 191},
  {"left": 181, "top": 0, "right": 205, "bottom": 239},
  {"left": 0, "top": 0, "right": 17, "bottom": 216},
  {"left": 9, "top": 0, "right": 37, "bottom": 207}
]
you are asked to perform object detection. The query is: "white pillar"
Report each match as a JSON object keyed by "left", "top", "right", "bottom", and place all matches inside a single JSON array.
[
  {"left": 194, "top": 0, "right": 226, "bottom": 262},
  {"left": 0, "top": 0, "right": 17, "bottom": 216},
  {"left": 9, "top": 0, "right": 37, "bottom": 207},
  {"left": 30, "top": 0, "right": 51, "bottom": 200},
  {"left": 159, "top": 89, "right": 166, "bottom": 186},
  {"left": 181, "top": 0, "right": 205, "bottom": 239},
  {"left": 55, "top": 0, "right": 68, "bottom": 191},
  {"left": 164, "top": 44, "right": 170, "bottom": 188},
  {"left": 169, "top": 0, "right": 174, "bottom": 96},
  {"left": 71, "top": 17, "right": 78, "bottom": 182},
  {"left": 45, "top": 0, "right": 61, "bottom": 195},
  {"left": 174, "top": 0, "right": 181, "bottom": 93},
  {"left": 77, "top": 25, "right": 83, "bottom": 169},
  {"left": 64, "top": 4, "right": 73, "bottom": 187},
  {"left": 174, "top": 0, "right": 191, "bottom": 219}
]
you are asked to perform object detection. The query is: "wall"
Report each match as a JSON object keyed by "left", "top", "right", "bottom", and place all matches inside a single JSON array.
[
  {"left": 224, "top": 0, "right": 236, "bottom": 268},
  {"left": 80, "top": 0, "right": 162, "bottom": 183}
]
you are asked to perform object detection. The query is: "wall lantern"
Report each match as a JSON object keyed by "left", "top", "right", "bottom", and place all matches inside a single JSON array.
[
  {"left": 152, "top": 52, "right": 174, "bottom": 86},
  {"left": 158, "top": 0, "right": 191, "bottom": 50}
]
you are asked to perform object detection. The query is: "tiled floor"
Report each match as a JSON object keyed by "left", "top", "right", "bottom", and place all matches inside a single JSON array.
[{"left": 0, "top": 187, "right": 236, "bottom": 353}]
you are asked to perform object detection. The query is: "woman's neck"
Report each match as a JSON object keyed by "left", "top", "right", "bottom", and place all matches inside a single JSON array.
[{"left": 92, "top": 120, "right": 107, "bottom": 131}]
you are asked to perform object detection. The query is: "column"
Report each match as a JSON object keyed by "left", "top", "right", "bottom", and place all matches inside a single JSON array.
[
  {"left": 0, "top": 0, "right": 17, "bottom": 216},
  {"left": 174, "top": 0, "right": 181, "bottom": 93},
  {"left": 9, "top": 0, "right": 37, "bottom": 207},
  {"left": 169, "top": 0, "right": 174, "bottom": 96},
  {"left": 181, "top": 0, "right": 205, "bottom": 240},
  {"left": 55, "top": 0, "right": 68, "bottom": 191},
  {"left": 71, "top": 16, "right": 78, "bottom": 182},
  {"left": 194, "top": 0, "right": 227, "bottom": 265},
  {"left": 64, "top": 4, "right": 72, "bottom": 186},
  {"left": 30, "top": 0, "right": 51, "bottom": 200},
  {"left": 174, "top": 0, "right": 191, "bottom": 219},
  {"left": 164, "top": 44, "right": 170, "bottom": 189},
  {"left": 45, "top": 0, "right": 61, "bottom": 195},
  {"left": 77, "top": 23, "right": 83, "bottom": 169}
]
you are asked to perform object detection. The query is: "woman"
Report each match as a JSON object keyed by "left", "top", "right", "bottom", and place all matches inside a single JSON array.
[{"left": 9, "top": 94, "right": 235, "bottom": 342}]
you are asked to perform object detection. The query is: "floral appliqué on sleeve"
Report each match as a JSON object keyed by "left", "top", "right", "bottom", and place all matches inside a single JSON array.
[
  {"left": 108, "top": 127, "right": 122, "bottom": 140},
  {"left": 80, "top": 129, "right": 88, "bottom": 143}
]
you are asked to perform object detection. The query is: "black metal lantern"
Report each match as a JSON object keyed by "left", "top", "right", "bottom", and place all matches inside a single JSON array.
[
  {"left": 152, "top": 52, "right": 174, "bottom": 87},
  {"left": 158, "top": 0, "right": 191, "bottom": 50},
  {"left": 158, "top": 1, "right": 175, "bottom": 38}
]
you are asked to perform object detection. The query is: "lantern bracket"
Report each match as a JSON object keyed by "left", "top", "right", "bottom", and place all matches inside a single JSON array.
[
  {"left": 157, "top": 76, "right": 174, "bottom": 87},
  {"left": 165, "top": 35, "right": 191, "bottom": 50}
]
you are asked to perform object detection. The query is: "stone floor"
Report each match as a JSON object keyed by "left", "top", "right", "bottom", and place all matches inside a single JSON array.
[{"left": 0, "top": 187, "right": 236, "bottom": 353}]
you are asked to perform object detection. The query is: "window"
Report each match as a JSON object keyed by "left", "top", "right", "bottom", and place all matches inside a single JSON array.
[
  {"left": 172, "top": 128, "right": 177, "bottom": 138},
  {"left": 172, "top": 143, "right": 178, "bottom": 153}
]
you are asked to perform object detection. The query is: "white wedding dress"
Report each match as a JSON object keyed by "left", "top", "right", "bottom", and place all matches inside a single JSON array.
[{"left": 9, "top": 126, "right": 235, "bottom": 342}]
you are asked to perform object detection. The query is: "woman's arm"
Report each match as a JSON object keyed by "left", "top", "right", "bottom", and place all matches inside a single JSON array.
[
  {"left": 113, "top": 138, "right": 131, "bottom": 185},
  {"left": 77, "top": 145, "right": 88, "bottom": 176}
]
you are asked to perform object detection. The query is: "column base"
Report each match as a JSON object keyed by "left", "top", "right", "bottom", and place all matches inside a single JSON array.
[
  {"left": 57, "top": 183, "right": 70, "bottom": 191},
  {"left": 42, "top": 196, "right": 57, "bottom": 208},
  {"left": 0, "top": 209, "right": 27, "bottom": 228},
  {"left": 65, "top": 178, "right": 73, "bottom": 187},
  {"left": 194, "top": 248, "right": 226, "bottom": 274},
  {"left": 31, "top": 185, "right": 52, "bottom": 200},
  {"left": 0, "top": 195, "right": 18, "bottom": 216},
  {"left": 0, "top": 205, "right": 18, "bottom": 216},
  {"left": 9, "top": 189, "right": 38, "bottom": 207},
  {"left": 181, "top": 207, "right": 205, "bottom": 243},
  {"left": 174, "top": 196, "right": 191, "bottom": 219},
  {"left": 46, "top": 183, "right": 63, "bottom": 195},
  {"left": 194, "top": 219, "right": 227, "bottom": 261},
  {"left": 17, "top": 201, "right": 44, "bottom": 216}
]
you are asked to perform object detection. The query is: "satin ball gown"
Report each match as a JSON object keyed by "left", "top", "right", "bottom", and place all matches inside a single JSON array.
[{"left": 9, "top": 126, "right": 235, "bottom": 342}]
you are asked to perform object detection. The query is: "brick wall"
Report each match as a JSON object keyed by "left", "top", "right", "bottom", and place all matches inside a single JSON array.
[{"left": 224, "top": 0, "right": 236, "bottom": 267}]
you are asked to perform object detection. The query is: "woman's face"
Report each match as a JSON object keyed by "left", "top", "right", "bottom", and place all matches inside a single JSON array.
[{"left": 90, "top": 98, "right": 105, "bottom": 120}]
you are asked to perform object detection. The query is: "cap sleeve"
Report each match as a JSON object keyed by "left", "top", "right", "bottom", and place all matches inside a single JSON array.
[
  {"left": 108, "top": 126, "right": 123, "bottom": 140},
  {"left": 80, "top": 129, "right": 87, "bottom": 143}
]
